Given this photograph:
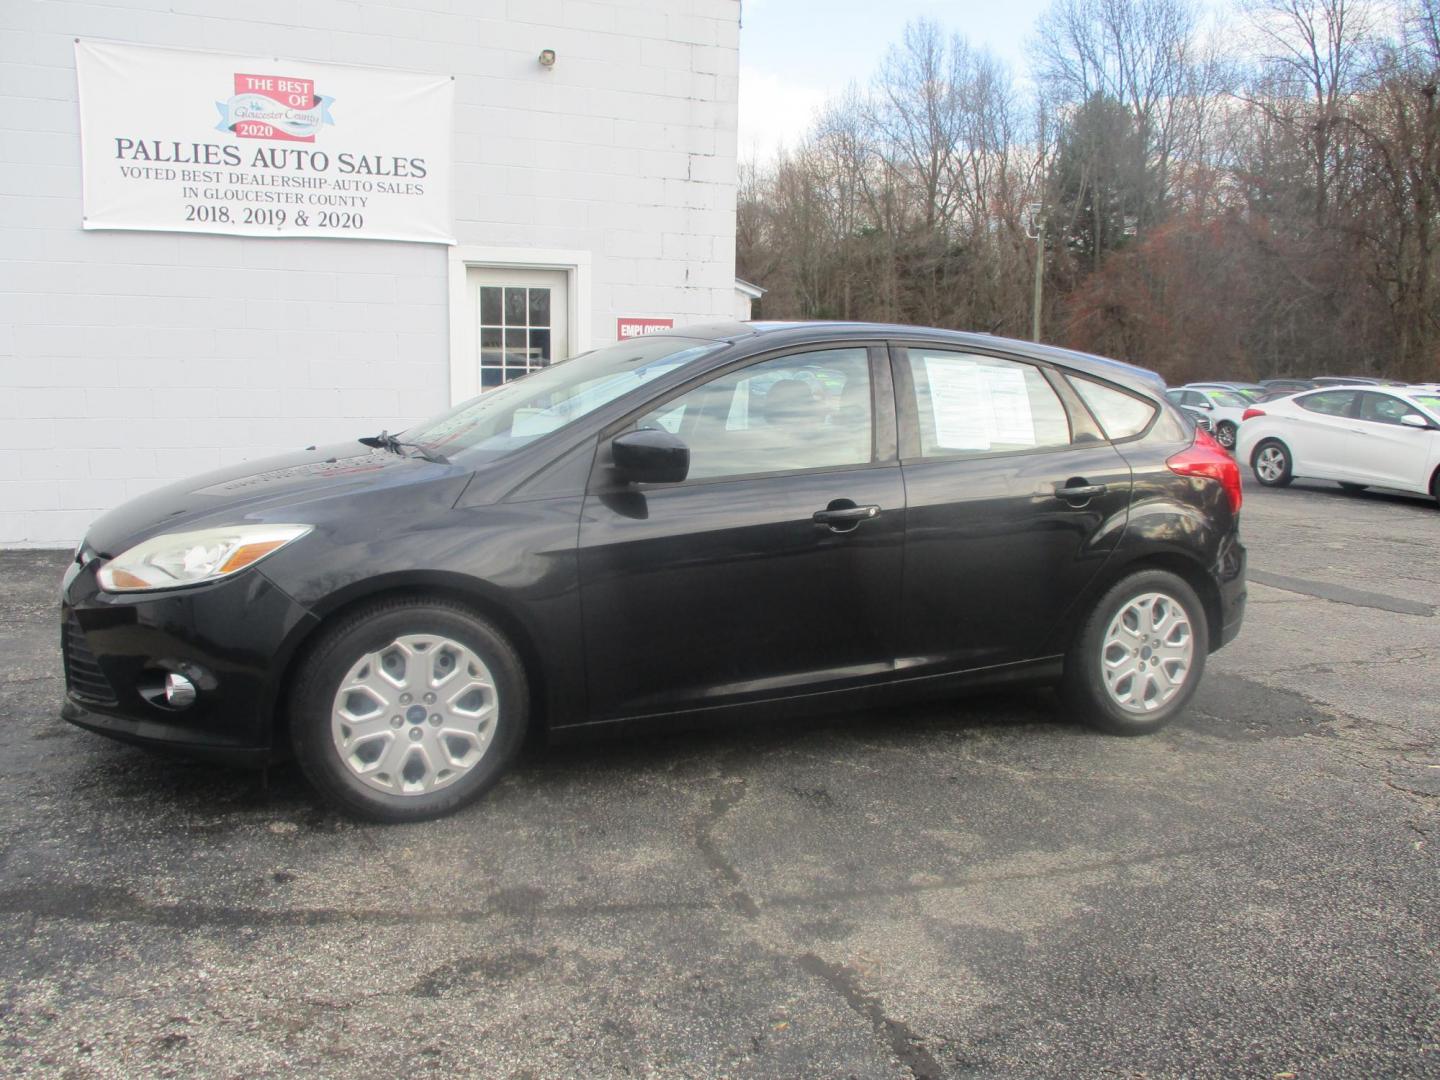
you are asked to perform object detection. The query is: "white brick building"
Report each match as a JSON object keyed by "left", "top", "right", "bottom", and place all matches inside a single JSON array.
[{"left": 0, "top": 0, "right": 742, "bottom": 546}]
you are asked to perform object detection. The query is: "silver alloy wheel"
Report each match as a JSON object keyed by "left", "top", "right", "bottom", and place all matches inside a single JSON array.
[
  {"left": 1255, "top": 444, "right": 1287, "bottom": 483},
  {"left": 1215, "top": 422, "right": 1237, "bottom": 448},
  {"left": 330, "top": 634, "right": 498, "bottom": 796},
  {"left": 1100, "top": 592, "right": 1195, "bottom": 714}
]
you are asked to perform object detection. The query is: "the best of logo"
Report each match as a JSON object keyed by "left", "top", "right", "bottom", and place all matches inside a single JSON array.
[{"left": 216, "top": 73, "right": 335, "bottom": 142}]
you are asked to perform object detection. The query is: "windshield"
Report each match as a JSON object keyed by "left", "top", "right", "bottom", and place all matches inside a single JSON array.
[
  {"left": 1412, "top": 394, "right": 1440, "bottom": 418},
  {"left": 1208, "top": 390, "right": 1250, "bottom": 407},
  {"left": 403, "top": 336, "right": 725, "bottom": 460}
]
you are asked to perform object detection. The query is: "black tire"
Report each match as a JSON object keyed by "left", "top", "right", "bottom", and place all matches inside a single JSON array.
[
  {"left": 1338, "top": 482, "right": 1367, "bottom": 493},
  {"left": 1250, "top": 438, "right": 1294, "bottom": 487},
  {"left": 289, "top": 598, "right": 528, "bottom": 823},
  {"left": 1060, "top": 569, "right": 1208, "bottom": 736},
  {"left": 1215, "top": 420, "right": 1238, "bottom": 450},
  {"left": 1432, "top": 469, "right": 1440, "bottom": 510}
]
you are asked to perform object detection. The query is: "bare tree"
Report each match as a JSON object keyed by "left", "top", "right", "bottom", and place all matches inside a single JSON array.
[{"left": 1242, "top": 0, "right": 1379, "bottom": 221}]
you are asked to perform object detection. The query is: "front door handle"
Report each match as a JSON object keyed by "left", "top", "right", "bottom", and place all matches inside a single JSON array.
[
  {"left": 1056, "top": 481, "right": 1107, "bottom": 501},
  {"left": 813, "top": 504, "right": 881, "bottom": 532}
]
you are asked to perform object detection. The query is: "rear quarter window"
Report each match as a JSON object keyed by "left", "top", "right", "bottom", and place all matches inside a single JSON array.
[{"left": 1069, "top": 376, "right": 1158, "bottom": 441}]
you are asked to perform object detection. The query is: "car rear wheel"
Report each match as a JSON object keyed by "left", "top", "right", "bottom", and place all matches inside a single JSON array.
[
  {"left": 289, "top": 598, "right": 527, "bottom": 823},
  {"left": 1251, "top": 439, "right": 1293, "bottom": 487},
  {"left": 1214, "top": 420, "right": 1237, "bottom": 450},
  {"left": 1061, "top": 570, "right": 1207, "bottom": 736}
]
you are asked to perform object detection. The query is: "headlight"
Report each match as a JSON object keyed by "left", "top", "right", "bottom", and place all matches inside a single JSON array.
[{"left": 96, "top": 524, "right": 312, "bottom": 592}]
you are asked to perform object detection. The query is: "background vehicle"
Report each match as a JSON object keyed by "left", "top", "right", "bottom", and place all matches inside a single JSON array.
[
  {"left": 61, "top": 322, "right": 1247, "bottom": 822},
  {"left": 1166, "top": 386, "right": 1251, "bottom": 449},
  {"left": 1260, "top": 378, "right": 1317, "bottom": 394},
  {"left": 1311, "top": 376, "right": 1410, "bottom": 387},
  {"left": 1237, "top": 386, "right": 1440, "bottom": 505},
  {"left": 1179, "top": 406, "right": 1214, "bottom": 433},
  {"left": 1187, "top": 381, "right": 1267, "bottom": 401}
]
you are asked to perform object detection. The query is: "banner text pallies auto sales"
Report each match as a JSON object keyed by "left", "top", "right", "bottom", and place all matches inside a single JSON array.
[{"left": 112, "top": 139, "right": 429, "bottom": 178}]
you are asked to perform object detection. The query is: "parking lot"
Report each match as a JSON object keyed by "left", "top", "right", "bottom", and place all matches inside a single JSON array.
[{"left": 1, "top": 480, "right": 1436, "bottom": 1079}]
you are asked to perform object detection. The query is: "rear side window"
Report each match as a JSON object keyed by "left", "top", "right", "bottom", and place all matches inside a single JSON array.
[
  {"left": 1296, "top": 390, "right": 1357, "bottom": 416},
  {"left": 1069, "top": 376, "right": 1157, "bottom": 440},
  {"left": 904, "top": 350, "right": 1071, "bottom": 458}
]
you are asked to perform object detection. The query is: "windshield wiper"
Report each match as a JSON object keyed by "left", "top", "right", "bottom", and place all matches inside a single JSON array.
[{"left": 358, "top": 430, "right": 450, "bottom": 465}]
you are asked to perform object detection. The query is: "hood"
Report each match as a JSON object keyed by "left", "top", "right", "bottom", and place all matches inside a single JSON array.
[{"left": 84, "top": 442, "right": 469, "bottom": 556}]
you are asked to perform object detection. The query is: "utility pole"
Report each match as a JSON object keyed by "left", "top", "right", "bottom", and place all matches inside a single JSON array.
[{"left": 1026, "top": 201, "right": 1044, "bottom": 343}]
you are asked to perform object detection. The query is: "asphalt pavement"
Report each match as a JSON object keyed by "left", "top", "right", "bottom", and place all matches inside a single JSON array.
[{"left": 1, "top": 479, "right": 1436, "bottom": 1078}]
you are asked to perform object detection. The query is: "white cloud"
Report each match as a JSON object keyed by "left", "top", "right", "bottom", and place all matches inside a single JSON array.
[{"left": 737, "top": 65, "right": 828, "bottom": 165}]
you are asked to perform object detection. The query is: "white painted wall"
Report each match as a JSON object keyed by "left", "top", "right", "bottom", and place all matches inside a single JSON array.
[{"left": 0, "top": 0, "right": 740, "bottom": 545}]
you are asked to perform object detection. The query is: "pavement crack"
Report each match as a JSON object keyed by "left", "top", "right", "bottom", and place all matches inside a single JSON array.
[
  {"left": 694, "top": 777, "right": 760, "bottom": 918},
  {"left": 797, "top": 952, "right": 945, "bottom": 1080}
]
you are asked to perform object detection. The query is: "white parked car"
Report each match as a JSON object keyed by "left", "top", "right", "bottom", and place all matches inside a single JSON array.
[
  {"left": 1236, "top": 386, "right": 1440, "bottom": 506},
  {"left": 1165, "top": 387, "right": 1252, "bottom": 450}
]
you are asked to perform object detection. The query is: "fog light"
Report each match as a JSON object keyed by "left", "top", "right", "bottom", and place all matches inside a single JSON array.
[{"left": 164, "top": 673, "right": 197, "bottom": 709}]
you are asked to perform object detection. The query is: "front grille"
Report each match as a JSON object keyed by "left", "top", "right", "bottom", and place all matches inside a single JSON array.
[{"left": 62, "top": 613, "right": 117, "bottom": 705}]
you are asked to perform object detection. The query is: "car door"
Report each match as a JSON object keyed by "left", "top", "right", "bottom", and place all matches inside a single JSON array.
[
  {"left": 576, "top": 344, "right": 905, "bottom": 722},
  {"left": 1349, "top": 392, "right": 1433, "bottom": 490},
  {"left": 1287, "top": 389, "right": 1361, "bottom": 479},
  {"left": 892, "top": 345, "right": 1134, "bottom": 674}
]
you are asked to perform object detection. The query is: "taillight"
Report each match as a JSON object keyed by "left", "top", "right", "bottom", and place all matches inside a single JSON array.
[
  {"left": 1241, "top": 407, "right": 1266, "bottom": 421},
  {"left": 1167, "top": 428, "right": 1242, "bottom": 513}
]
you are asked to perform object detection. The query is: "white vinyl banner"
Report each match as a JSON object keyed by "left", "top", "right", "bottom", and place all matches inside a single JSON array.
[{"left": 75, "top": 40, "right": 454, "bottom": 244}]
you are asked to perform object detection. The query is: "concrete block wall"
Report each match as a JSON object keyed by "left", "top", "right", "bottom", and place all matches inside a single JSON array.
[{"left": 0, "top": 0, "right": 741, "bottom": 546}]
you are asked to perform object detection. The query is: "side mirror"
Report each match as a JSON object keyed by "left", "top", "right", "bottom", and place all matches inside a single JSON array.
[
  {"left": 611, "top": 428, "right": 690, "bottom": 484},
  {"left": 1399, "top": 413, "right": 1430, "bottom": 429},
  {"left": 1197, "top": 400, "right": 1214, "bottom": 410}
]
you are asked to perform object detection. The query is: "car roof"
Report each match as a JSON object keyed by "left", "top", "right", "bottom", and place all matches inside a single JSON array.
[{"left": 655, "top": 320, "right": 1167, "bottom": 392}]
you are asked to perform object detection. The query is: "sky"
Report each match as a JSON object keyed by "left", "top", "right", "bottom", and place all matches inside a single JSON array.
[{"left": 737, "top": 0, "right": 1054, "bottom": 163}]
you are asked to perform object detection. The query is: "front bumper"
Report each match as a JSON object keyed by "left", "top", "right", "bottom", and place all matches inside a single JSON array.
[{"left": 59, "top": 552, "right": 319, "bottom": 764}]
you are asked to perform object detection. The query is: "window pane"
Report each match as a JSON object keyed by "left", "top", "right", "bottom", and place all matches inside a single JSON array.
[
  {"left": 528, "top": 289, "right": 551, "bottom": 326},
  {"left": 530, "top": 329, "right": 551, "bottom": 362},
  {"left": 504, "top": 287, "right": 527, "bottom": 325},
  {"left": 480, "top": 287, "right": 502, "bottom": 325},
  {"left": 1297, "top": 390, "right": 1356, "bottom": 416},
  {"left": 480, "top": 366, "right": 504, "bottom": 388},
  {"left": 909, "top": 351, "right": 1071, "bottom": 456},
  {"left": 480, "top": 327, "right": 502, "bottom": 350},
  {"left": 635, "top": 348, "right": 873, "bottom": 480},
  {"left": 1070, "top": 376, "right": 1156, "bottom": 441},
  {"left": 1358, "top": 392, "right": 1421, "bottom": 425},
  {"left": 505, "top": 328, "right": 528, "bottom": 354}
]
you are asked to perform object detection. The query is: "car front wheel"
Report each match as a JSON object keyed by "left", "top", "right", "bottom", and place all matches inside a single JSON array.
[
  {"left": 1061, "top": 570, "right": 1207, "bottom": 736},
  {"left": 289, "top": 598, "right": 527, "bottom": 823},
  {"left": 1251, "top": 439, "right": 1293, "bottom": 487},
  {"left": 1214, "top": 420, "right": 1237, "bottom": 449}
]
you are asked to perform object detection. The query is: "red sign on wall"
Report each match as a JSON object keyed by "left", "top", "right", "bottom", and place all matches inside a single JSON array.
[{"left": 617, "top": 317, "right": 673, "bottom": 340}]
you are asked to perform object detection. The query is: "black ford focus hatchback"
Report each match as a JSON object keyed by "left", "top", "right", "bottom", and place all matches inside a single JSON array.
[{"left": 61, "top": 322, "right": 1246, "bottom": 822}]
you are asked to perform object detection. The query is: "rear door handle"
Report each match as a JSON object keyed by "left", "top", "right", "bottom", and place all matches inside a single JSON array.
[
  {"left": 1056, "top": 482, "right": 1107, "bottom": 501},
  {"left": 813, "top": 504, "right": 881, "bottom": 531}
]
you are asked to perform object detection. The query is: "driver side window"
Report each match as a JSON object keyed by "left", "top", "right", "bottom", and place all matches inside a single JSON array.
[
  {"left": 633, "top": 348, "right": 874, "bottom": 481},
  {"left": 1357, "top": 392, "right": 1424, "bottom": 426}
]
